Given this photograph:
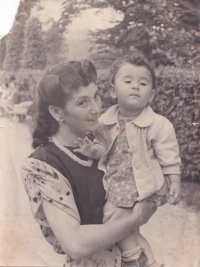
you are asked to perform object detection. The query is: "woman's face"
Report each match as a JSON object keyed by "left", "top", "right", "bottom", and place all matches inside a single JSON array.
[{"left": 61, "top": 82, "right": 102, "bottom": 138}]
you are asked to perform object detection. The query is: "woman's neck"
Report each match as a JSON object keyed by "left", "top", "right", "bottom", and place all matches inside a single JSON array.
[{"left": 54, "top": 127, "right": 84, "bottom": 147}]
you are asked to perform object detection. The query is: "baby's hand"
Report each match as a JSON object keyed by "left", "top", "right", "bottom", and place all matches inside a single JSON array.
[
  {"left": 168, "top": 182, "right": 181, "bottom": 205},
  {"left": 74, "top": 137, "right": 98, "bottom": 159}
]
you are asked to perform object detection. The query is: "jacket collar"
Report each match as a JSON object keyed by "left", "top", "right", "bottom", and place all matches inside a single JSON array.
[{"left": 99, "top": 104, "right": 155, "bottom": 127}]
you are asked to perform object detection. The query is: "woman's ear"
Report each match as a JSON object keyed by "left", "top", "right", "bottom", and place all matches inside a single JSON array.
[
  {"left": 49, "top": 105, "right": 63, "bottom": 122},
  {"left": 149, "top": 89, "right": 156, "bottom": 104},
  {"left": 109, "top": 84, "right": 117, "bottom": 99}
]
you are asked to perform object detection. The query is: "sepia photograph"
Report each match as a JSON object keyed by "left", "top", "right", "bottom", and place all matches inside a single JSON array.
[{"left": 0, "top": 0, "right": 199, "bottom": 266}]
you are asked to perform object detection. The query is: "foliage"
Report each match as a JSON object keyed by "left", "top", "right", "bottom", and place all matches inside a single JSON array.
[
  {"left": 15, "top": 0, "right": 39, "bottom": 24},
  {"left": 3, "top": 23, "right": 24, "bottom": 71},
  {"left": 95, "top": 63, "right": 200, "bottom": 181},
  {"left": 153, "top": 65, "right": 200, "bottom": 181},
  {"left": 45, "top": 20, "right": 68, "bottom": 66},
  {"left": 22, "top": 17, "right": 47, "bottom": 69},
  {"left": 61, "top": 0, "right": 200, "bottom": 66},
  {"left": 0, "top": 36, "right": 7, "bottom": 70},
  {"left": 2, "top": 0, "right": 38, "bottom": 71},
  {"left": 0, "top": 68, "right": 43, "bottom": 100}
]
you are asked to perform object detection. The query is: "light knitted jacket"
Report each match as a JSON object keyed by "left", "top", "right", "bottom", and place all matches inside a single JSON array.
[{"left": 94, "top": 104, "right": 181, "bottom": 200}]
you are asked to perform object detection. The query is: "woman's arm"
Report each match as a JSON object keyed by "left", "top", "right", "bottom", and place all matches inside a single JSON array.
[{"left": 43, "top": 199, "right": 156, "bottom": 260}]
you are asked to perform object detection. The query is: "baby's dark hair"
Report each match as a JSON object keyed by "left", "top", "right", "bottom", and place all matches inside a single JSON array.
[
  {"left": 110, "top": 53, "right": 156, "bottom": 89},
  {"left": 32, "top": 60, "right": 97, "bottom": 149}
]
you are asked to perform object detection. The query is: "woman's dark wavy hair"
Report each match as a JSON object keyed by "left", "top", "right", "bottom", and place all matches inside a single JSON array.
[
  {"left": 110, "top": 53, "right": 156, "bottom": 89},
  {"left": 32, "top": 60, "right": 97, "bottom": 149}
]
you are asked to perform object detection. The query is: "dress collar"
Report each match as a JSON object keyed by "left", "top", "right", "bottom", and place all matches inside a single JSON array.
[{"left": 99, "top": 104, "right": 155, "bottom": 127}]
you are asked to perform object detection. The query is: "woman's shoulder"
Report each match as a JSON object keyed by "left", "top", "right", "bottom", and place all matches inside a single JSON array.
[
  {"left": 27, "top": 142, "right": 71, "bottom": 177},
  {"left": 29, "top": 142, "right": 59, "bottom": 161}
]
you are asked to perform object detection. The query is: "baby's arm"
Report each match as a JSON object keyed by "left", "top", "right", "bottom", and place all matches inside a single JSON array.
[
  {"left": 74, "top": 137, "right": 105, "bottom": 160},
  {"left": 168, "top": 174, "right": 181, "bottom": 205},
  {"left": 153, "top": 118, "right": 181, "bottom": 205}
]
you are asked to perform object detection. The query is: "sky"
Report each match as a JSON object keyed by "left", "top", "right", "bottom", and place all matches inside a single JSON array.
[{"left": 0, "top": 0, "right": 20, "bottom": 38}]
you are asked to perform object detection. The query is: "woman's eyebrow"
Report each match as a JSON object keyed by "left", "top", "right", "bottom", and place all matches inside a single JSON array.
[
  {"left": 78, "top": 90, "right": 99, "bottom": 99},
  {"left": 77, "top": 96, "right": 89, "bottom": 99},
  {"left": 77, "top": 93, "right": 98, "bottom": 100}
]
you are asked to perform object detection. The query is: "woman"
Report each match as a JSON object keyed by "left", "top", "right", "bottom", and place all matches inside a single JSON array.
[{"left": 22, "top": 60, "right": 157, "bottom": 267}]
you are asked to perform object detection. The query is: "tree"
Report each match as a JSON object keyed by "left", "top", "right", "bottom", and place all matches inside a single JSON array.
[
  {"left": 15, "top": 0, "right": 39, "bottom": 24},
  {"left": 0, "top": 36, "right": 7, "bottom": 69},
  {"left": 45, "top": 19, "right": 68, "bottom": 66},
  {"left": 61, "top": 0, "right": 200, "bottom": 66},
  {"left": 3, "top": 0, "right": 38, "bottom": 71},
  {"left": 22, "top": 17, "right": 47, "bottom": 69},
  {"left": 3, "top": 22, "right": 24, "bottom": 71}
]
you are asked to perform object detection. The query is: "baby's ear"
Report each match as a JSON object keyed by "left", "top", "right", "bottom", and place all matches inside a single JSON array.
[
  {"left": 149, "top": 89, "right": 155, "bottom": 103},
  {"left": 109, "top": 84, "right": 117, "bottom": 99}
]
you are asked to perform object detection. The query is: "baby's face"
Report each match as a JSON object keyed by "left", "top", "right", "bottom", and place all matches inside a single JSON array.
[{"left": 113, "top": 63, "right": 155, "bottom": 113}]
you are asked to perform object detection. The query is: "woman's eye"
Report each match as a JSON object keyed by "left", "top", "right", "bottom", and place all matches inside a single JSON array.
[{"left": 78, "top": 100, "right": 88, "bottom": 106}]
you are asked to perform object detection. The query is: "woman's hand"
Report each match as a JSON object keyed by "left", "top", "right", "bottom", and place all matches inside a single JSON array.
[
  {"left": 132, "top": 199, "right": 157, "bottom": 226},
  {"left": 106, "top": 199, "right": 157, "bottom": 227}
]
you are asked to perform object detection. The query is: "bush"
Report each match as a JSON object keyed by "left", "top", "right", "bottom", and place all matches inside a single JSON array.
[
  {"left": 96, "top": 65, "right": 200, "bottom": 181},
  {"left": 153, "top": 66, "right": 200, "bottom": 181}
]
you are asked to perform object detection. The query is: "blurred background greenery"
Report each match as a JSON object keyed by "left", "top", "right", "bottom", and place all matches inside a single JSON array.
[{"left": 0, "top": 0, "right": 199, "bottom": 183}]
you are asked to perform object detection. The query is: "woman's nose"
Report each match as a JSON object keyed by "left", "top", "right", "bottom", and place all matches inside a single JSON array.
[{"left": 90, "top": 100, "right": 101, "bottom": 114}]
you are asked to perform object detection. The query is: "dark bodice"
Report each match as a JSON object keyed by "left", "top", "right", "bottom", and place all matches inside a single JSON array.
[{"left": 29, "top": 142, "right": 106, "bottom": 225}]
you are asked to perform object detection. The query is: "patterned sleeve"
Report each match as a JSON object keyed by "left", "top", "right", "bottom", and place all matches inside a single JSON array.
[{"left": 21, "top": 158, "right": 80, "bottom": 254}]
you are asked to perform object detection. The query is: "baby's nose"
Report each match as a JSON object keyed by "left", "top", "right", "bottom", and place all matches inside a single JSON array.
[{"left": 132, "top": 81, "right": 139, "bottom": 89}]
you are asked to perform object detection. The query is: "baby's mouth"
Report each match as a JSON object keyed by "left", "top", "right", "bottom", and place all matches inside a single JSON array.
[{"left": 130, "top": 93, "right": 140, "bottom": 97}]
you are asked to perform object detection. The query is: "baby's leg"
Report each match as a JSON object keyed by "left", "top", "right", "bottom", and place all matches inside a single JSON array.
[
  {"left": 103, "top": 203, "right": 147, "bottom": 266},
  {"left": 120, "top": 229, "right": 159, "bottom": 267},
  {"left": 118, "top": 229, "right": 139, "bottom": 252},
  {"left": 119, "top": 230, "right": 147, "bottom": 266},
  {"left": 135, "top": 229, "right": 157, "bottom": 266},
  {"left": 103, "top": 202, "right": 159, "bottom": 266}
]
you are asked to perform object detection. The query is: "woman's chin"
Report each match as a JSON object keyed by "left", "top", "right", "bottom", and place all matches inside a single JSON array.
[{"left": 86, "top": 120, "right": 99, "bottom": 131}]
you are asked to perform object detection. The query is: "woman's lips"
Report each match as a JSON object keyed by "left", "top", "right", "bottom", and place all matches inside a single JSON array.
[{"left": 87, "top": 117, "right": 98, "bottom": 122}]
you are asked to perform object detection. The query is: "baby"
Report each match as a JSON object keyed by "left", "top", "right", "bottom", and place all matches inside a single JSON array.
[{"left": 75, "top": 53, "right": 181, "bottom": 267}]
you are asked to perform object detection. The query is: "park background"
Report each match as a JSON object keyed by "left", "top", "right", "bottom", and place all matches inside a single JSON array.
[{"left": 0, "top": 0, "right": 199, "bottom": 266}]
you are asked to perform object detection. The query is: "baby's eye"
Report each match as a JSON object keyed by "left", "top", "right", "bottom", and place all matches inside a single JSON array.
[
  {"left": 140, "top": 82, "right": 147, "bottom": 86},
  {"left": 124, "top": 80, "right": 131, "bottom": 84}
]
